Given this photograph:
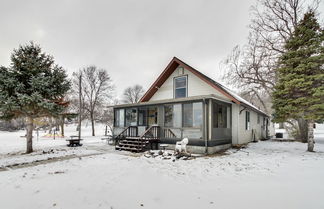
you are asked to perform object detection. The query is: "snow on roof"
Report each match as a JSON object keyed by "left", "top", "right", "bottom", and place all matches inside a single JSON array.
[{"left": 221, "top": 85, "right": 269, "bottom": 116}]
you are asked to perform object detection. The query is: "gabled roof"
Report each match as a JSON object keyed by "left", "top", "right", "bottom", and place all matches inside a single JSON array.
[{"left": 140, "top": 57, "right": 268, "bottom": 116}]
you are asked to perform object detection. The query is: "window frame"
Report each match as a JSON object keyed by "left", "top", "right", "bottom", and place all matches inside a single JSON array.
[
  {"left": 138, "top": 107, "right": 147, "bottom": 126},
  {"left": 212, "top": 101, "right": 231, "bottom": 129},
  {"left": 164, "top": 103, "right": 182, "bottom": 128},
  {"left": 125, "top": 108, "right": 138, "bottom": 126},
  {"left": 114, "top": 108, "right": 125, "bottom": 127},
  {"left": 173, "top": 75, "right": 188, "bottom": 99},
  {"left": 245, "top": 111, "right": 250, "bottom": 130},
  {"left": 182, "top": 102, "right": 203, "bottom": 128}
]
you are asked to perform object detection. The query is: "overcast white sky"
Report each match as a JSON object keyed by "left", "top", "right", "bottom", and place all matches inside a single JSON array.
[{"left": 0, "top": 0, "right": 323, "bottom": 99}]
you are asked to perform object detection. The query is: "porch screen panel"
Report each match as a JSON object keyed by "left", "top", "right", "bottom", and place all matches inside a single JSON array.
[
  {"left": 138, "top": 108, "right": 147, "bottom": 126},
  {"left": 183, "top": 103, "right": 193, "bottom": 127},
  {"left": 114, "top": 109, "right": 125, "bottom": 127},
  {"left": 211, "top": 100, "right": 232, "bottom": 143},
  {"left": 164, "top": 104, "right": 181, "bottom": 127},
  {"left": 164, "top": 105, "right": 173, "bottom": 127},
  {"left": 193, "top": 102, "right": 203, "bottom": 127},
  {"left": 173, "top": 104, "right": 182, "bottom": 127},
  {"left": 183, "top": 102, "right": 203, "bottom": 128},
  {"left": 213, "top": 103, "right": 228, "bottom": 128},
  {"left": 125, "top": 108, "right": 137, "bottom": 126}
]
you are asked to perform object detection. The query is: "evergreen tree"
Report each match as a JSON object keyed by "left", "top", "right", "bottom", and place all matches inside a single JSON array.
[
  {"left": 0, "top": 42, "right": 71, "bottom": 153},
  {"left": 272, "top": 11, "right": 324, "bottom": 151}
]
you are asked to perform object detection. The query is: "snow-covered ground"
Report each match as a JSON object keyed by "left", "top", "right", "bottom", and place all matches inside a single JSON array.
[
  {"left": 0, "top": 124, "right": 324, "bottom": 209},
  {"left": 0, "top": 123, "right": 109, "bottom": 155}
]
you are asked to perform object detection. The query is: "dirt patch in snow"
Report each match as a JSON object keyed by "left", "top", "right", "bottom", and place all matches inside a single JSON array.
[{"left": 0, "top": 148, "right": 104, "bottom": 171}]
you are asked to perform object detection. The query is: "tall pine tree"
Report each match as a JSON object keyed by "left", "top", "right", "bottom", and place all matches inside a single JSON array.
[
  {"left": 272, "top": 11, "right": 324, "bottom": 152},
  {"left": 0, "top": 42, "right": 71, "bottom": 153}
]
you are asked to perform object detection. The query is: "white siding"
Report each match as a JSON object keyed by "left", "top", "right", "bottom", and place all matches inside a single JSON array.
[
  {"left": 146, "top": 65, "right": 268, "bottom": 146},
  {"left": 150, "top": 67, "right": 230, "bottom": 101},
  {"left": 231, "top": 103, "right": 240, "bottom": 145},
  {"left": 236, "top": 106, "right": 264, "bottom": 144}
]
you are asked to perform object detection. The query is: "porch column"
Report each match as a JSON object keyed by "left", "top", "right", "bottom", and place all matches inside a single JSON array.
[
  {"left": 208, "top": 99, "right": 212, "bottom": 141},
  {"left": 203, "top": 99, "right": 208, "bottom": 154}
]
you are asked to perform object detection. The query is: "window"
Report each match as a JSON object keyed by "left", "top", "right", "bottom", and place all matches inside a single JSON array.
[
  {"left": 174, "top": 76, "right": 187, "bottom": 98},
  {"left": 257, "top": 114, "right": 260, "bottom": 124},
  {"left": 183, "top": 102, "right": 203, "bottom": 127},
  {"left": 246, "top": 111, "right": 250, "bottom": 130},
  {"left": 164, "top": 104, "right": 182, "bottom": 127},
  {"left": 114, "top": 109, "right": 125, "bottom": 127},
  {"left": 125, "top": 108, "right": 137, "bottom": 126},
  {"left": 213, "top": 102, "right": 230, "bottom": 128}
]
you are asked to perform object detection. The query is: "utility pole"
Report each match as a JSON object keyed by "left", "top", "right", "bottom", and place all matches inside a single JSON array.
[{"left": 78, "top": 73, "right": 82, "bottom": 139}]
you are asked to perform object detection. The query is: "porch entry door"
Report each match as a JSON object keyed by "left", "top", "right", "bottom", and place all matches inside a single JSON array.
[{"left": 148, "top": 107, "right": 158, "bottom": 126}]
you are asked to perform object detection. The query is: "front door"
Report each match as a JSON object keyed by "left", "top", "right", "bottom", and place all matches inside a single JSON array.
[{"left": 148, "top": 107, "right": 158, "bottom": 126}]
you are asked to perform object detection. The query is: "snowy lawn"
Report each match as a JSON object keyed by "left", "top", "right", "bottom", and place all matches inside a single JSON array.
[
  {"left": 0, "top": 123, "right": 109, "bottom": 154},
  {"left": 0, "top": 129, "right": 323, "bottom": 209},
  {"left": 0, "top": 123, "right": 112, "bottom": 169}
]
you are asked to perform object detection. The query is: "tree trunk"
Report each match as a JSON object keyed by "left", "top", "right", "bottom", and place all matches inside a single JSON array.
[
  {"left": 48, "top": 117, "right": 54, "bottom": 134},
  {"left": 60, "top": 115, "right": 65, "bottom": 137},
  {"left": 26, "top": 116, "right": 34, "bottom": 154},
  {"left": 91, "top": 113, "right": 95, "bottom": 136},
  {"left": 307, "top": 120, "right": 315, "bottom": 152},
  {"left": 297, "top": 118, "right": 308, "bottom": 142}
]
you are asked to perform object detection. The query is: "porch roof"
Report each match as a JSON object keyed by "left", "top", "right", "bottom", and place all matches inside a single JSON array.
[
  {"left": 113, "top": 94, "right": 232, "bottom": 108},
  {"left": 113, "top": 94, "right": 269, "bottom": 117}
]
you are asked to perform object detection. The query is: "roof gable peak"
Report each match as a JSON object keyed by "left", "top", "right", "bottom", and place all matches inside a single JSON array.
[{"left": 140, "top": 57, "right": 239, "bottom": 104}]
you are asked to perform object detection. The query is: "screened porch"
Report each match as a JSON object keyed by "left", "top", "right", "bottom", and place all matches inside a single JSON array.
[{"left": 113, "top": 95, "right": 232, "bottom": 147}]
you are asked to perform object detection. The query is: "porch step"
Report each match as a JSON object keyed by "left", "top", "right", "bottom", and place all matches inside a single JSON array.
[
  {"left": 123, "top": 137, "right": 140, "bottom": 140},
  {"left": 116, "top": 137, "right": 149, "bottom": 152},
  {"left": 118, "top": 142, "right": 146, "bottom": 148},
  {"left": 119, "top": 140, "right": 149, "bottom": 144},
  {"left": 115, "top": 145, "right": 143, "bottom": 152}
]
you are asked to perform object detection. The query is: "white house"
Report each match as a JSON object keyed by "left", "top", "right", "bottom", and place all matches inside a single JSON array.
[{"left": 112, "top": 57, "right": 270, "bottom": 154}]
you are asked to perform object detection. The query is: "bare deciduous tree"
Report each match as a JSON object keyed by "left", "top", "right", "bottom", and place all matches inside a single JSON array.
[
  {"left": 122, "top": 84, "right": 145, "bottom": 104},
  {"left": 222, "top": 0, "right": 319, "bottom": 104},
  {"left": 221, "top": 0, "right": 320, "bottom": 141},
  {"left": 72, "top": 66, "right": 114, "bottom": 136}
]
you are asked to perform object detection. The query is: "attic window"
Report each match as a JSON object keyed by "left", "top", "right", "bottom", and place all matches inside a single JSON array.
[{"left": 174, "top": 76, "right": 187, "bottom": 98}]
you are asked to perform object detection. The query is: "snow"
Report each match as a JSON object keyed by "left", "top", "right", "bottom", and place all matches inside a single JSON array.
[
  {"left": 274, "top": 122, "right": 324, "bottom": 140},
  {"left": 0, "top": 125, "right": 324, "bottom": 209},
  {"left": 0, "top": 123, "right": 108, "bottom": 155},
  {"left": 220, "top": 84, "right": 268, "bottom": 116}
]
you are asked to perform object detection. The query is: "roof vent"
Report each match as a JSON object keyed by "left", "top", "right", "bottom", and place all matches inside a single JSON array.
[{"left": 178, "top": 67, "right": 184, "bottom": 75}]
